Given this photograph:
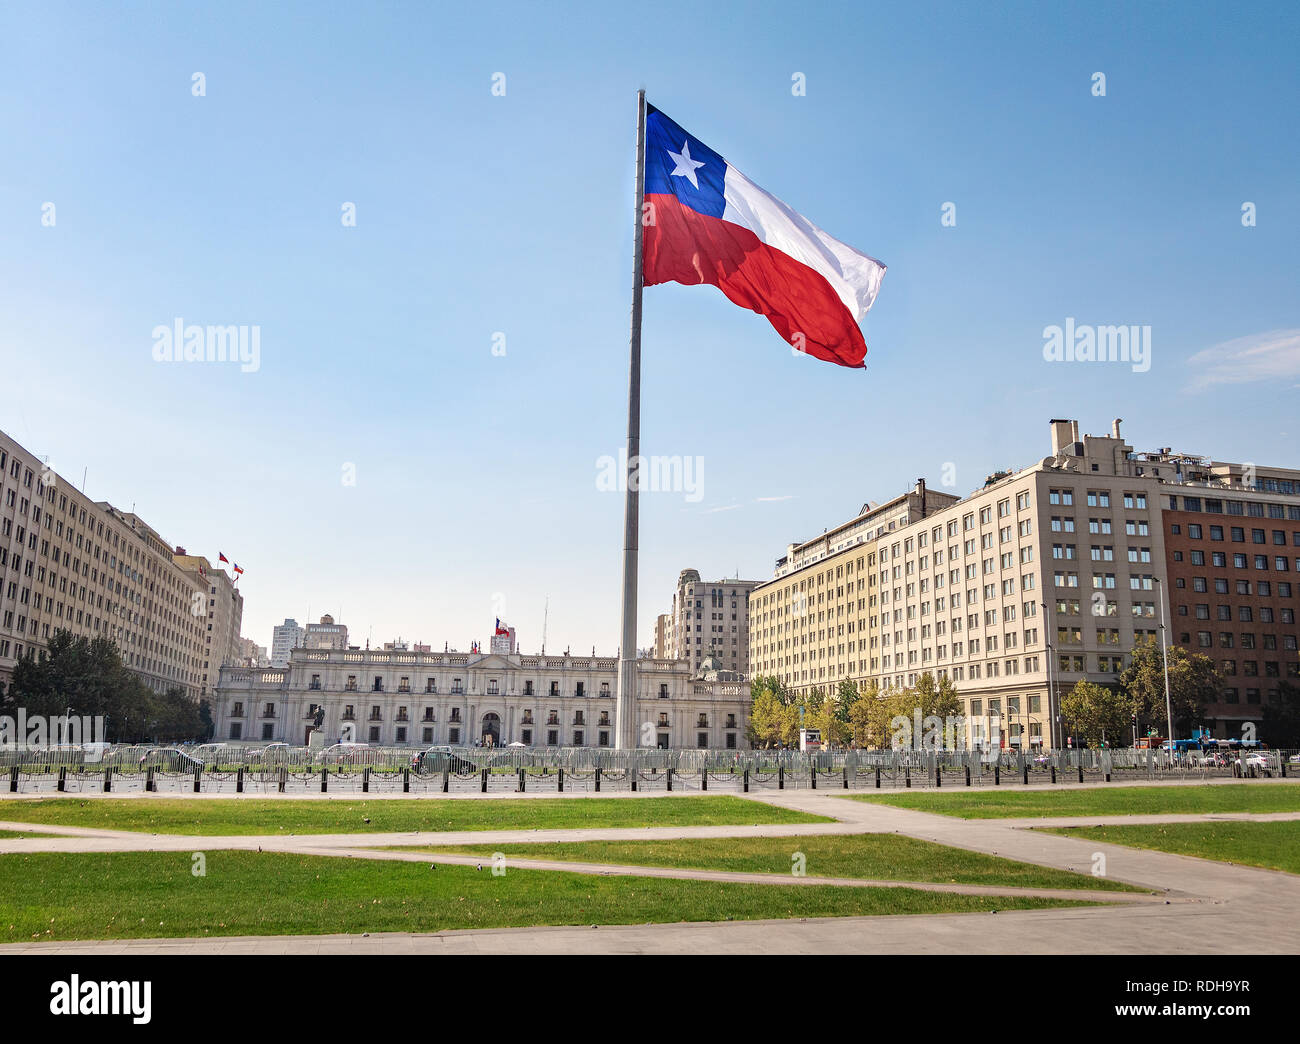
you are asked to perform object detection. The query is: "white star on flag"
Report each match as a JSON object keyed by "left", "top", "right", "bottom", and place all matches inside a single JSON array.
[{"left": 666, "top": 140, "right": 705, "bottom": 189}]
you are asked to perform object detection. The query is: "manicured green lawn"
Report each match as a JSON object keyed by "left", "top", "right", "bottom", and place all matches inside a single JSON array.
[
  {"left": 847, "top": 783, "right": 1300, "bottom": 819},
  {"left": 0, "top": 796, "right": 830, "bottom": 836},
  {"left": 0, "top": 850, "right": 1099, "bottom": 941},
  {"left": 0, "top": 830, "right": 28, "bottom": 839},
  {"left": 403, "top": 834, "right": 1143, "bottom": 892},
  {"left": 1043, "top": 821, "right": 1300, "bottom": 875}
]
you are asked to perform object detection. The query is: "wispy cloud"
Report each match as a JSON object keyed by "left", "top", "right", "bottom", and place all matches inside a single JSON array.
[
  {"left": 1186, "top": 329, "right": 1300, "bottom": 391},
  {"left": 704, "top": 503, "right": 743, "bottom": 514},
  {"left": 755, "top": 495, "right": 795, "bottom": 503}
]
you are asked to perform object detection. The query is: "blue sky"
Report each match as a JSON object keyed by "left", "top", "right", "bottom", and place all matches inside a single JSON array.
[{"left": 2, "top": 0, "right": 1297, "bottom": 656}]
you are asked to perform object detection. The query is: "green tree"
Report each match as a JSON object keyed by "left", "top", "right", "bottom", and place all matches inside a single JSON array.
[
  {"left": 835, "top": 680, "right": 858, "bottom": 722},
  {"left": 847, "top": 679, "right": 883, "bottom": 747},
  {"left": 198, "top": 699, "right": 215, "bottom": 742},
  {"left": 6, "top": 628, "right": 204, "bottom": 744},
  {"left": 1119, "top": 636, "right": 1220, "bottom": 738},
  {"left": 1060, "top": 680, "right": 1133, "bottom": 748},
  {"left": 748, "top": 690, "right": 798, "bottom": 748},
  {"left": 749, "top": 674, "right": 792, "bottom": 707}
]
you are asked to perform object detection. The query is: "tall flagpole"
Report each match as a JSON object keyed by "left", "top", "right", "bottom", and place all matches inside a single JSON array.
[{"left": 616, "top": 89, "right": 647, "bottom": 750}]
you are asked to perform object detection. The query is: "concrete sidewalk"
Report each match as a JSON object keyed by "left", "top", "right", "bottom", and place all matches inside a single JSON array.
[{"left": 2, "top": 787, "right": 1298, "bottom": 954}]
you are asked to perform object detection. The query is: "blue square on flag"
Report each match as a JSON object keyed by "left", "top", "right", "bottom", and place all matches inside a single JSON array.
[{"left": 644, "top": 105, "right": 726, "bottom": 219}]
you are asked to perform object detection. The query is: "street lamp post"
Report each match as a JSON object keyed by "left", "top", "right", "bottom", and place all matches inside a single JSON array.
[
  {"left": 1155, "top": 578, "right": 1175, "bottom": 757},
  {"left": 1041, "top": 600, "right": 1059, "bottom": 750}
]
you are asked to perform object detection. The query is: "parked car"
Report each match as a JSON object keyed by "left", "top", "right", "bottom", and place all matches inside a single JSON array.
[
  {"left": 317, "top": 742, "right": 371, "bottom": 765},
  {"left": 412, "top": 746, "right": 477, "bottom": 774},
  {"left": 1233, "top": 752, "right": 1276, "bottom": 777},
  {"left": 138, "top": 747, "right": 203, "bottom": 773},
  {"left": 248, "top": 742, "right": 290, "bottom": 763},
  {"left": 192, "top": 743, "right": 228, "bottom": 764}
]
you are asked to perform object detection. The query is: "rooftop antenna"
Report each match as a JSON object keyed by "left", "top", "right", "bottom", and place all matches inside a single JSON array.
[
  {"left": 541, "top": 595, "right": 549, "bottom": 654},
  {"left": 81, "top": 467, "right": 87, "bottom": 493}
]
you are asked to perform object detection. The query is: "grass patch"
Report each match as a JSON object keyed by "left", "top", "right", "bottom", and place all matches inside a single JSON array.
[
  {"left": 0, "top": 796, "right": 830, "bottom": 836},
  {"left": 847, "top": 783, "right": 1300, "bottom": 819},
  {"left": 1043, "top": 821, "right": 1300, "bottom": 875},
  {"left": 402, "top": 834, "right": 1142, "bottom": 892},
  {"left": 0, "top": 850, "right": 1099, "bottom": 941}
]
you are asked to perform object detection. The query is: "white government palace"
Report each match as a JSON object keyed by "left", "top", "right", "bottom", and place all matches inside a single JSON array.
[{"left": 212, "top": 636, "right": 750, "bottom": 750}]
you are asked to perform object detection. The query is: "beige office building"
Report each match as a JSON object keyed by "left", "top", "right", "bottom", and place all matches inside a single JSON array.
[
  {"left": 749, "top": 482, "right": 958, "bottom": 700},
  {"left": 653, "top": 613, "right": 672, "bottom": 659},
  {"left": 305, "top": 614, "right": 348, "bottom": 650},
  {"left": 751, "top": 420, "right": 1171, "bottom": 749},
  {"left": 0, "top": 429, "right": 210, "bottom": 702}
]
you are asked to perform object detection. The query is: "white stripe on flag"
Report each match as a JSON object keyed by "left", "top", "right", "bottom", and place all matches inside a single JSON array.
[{"left": 721, "top": 165, "right": 886, "bottom": 321}]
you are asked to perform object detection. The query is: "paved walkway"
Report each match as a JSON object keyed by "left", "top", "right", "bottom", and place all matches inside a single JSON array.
[{"left": 2, "top": 786, "right": 1298, "bottom": 954}]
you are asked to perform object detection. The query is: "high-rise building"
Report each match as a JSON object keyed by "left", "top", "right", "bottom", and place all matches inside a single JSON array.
[
  {"left": 173, "top": 551, "right": 244, "bottom": 703},
  {"left": 1152, "top": 452, "right": 1300, "bottom": 738},
  {"left": 236, "top": 637, "right": 268, "bottom": 666},
  {"left": 665, "top": 569, "right": 760, "bottom": 677},
  {"left": 750, "top": 417, "right": 1300, "bottom": 746},
  {"left": 270, "top": 618, "right": 305, "bottom": 666},
  {"left": 0, "top": 428, "right": 211, "bottom": 702},
  {"left": 653, "top": 613, "right": 672, "bottom": 659},
  {"left": 305, "top": 614, "right": 348, "bottom": 651},
  {"left": 749, "top": 482, "right": 957, "bottom": 701}
]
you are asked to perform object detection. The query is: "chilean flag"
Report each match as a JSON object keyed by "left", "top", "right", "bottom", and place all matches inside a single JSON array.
[{"left": 643, "top": 105, "right": 886, "bottom": 369}]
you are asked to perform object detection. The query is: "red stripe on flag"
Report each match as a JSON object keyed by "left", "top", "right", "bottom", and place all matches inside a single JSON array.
[{"left": 643, "top": 192, "right": 867, "bottom": 369}]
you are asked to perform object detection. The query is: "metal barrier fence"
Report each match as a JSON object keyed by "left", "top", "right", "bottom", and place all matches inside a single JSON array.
[{"left": 0, "top": 744, "right": 1293, "bottom": 794}]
